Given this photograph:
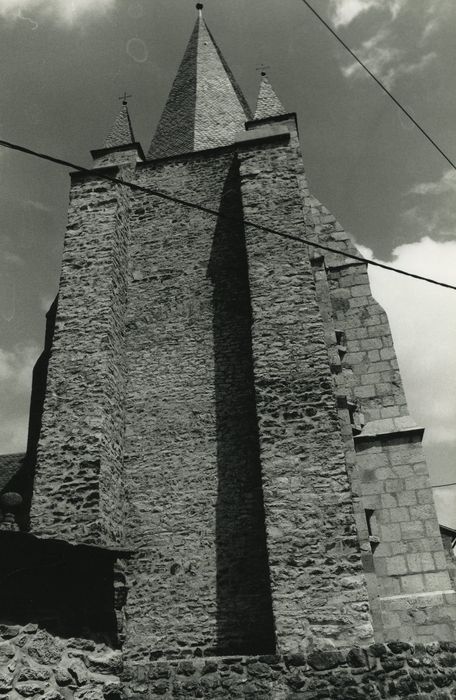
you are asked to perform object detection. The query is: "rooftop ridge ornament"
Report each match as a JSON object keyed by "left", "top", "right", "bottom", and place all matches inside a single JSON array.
[
  {"left": 119, "top": 91, "right": 132, "bottom": 105},
  {"left": 256, "top": 63, "right": 271, "bottom": 77},
  {"left": 196, "top": 3, "right": 203, "bottom": 16}
]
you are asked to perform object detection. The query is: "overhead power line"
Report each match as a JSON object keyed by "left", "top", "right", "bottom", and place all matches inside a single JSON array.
[
  {"left": 301, "top": 0, "right": 456, "bottom": 172},
  {"left": 1, "top": 137, "right": 456, "bottom": 292}
]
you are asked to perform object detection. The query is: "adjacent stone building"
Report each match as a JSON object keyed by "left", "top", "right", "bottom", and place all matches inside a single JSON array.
[{"left": 1, "top": 6, "right": 456, "bottom": 698}]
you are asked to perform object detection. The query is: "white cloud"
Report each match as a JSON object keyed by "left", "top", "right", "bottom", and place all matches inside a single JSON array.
[
  {"left": 0, "top": 343, "right": 40, "bottom": 454},
  {"left": 410, "top": 169, "right": 456, "bottom": 196},
  {"left": 341, "top": 28, "right": 401, "bottom": 84},
  {"left": 0, "top": 0, "right": 115, "bottom": 25},
  {"left": 0, "top": 344, "right": 39, "bottom": 391},
  {"left": 332, "top": 0, "right": 439, "bottom": 88},
  {"left": 21, "top": 199, "right": 52, "bottom": 213},
  {"left": 329, "top": 0, "right": 379, "bottom": 27},
  {"left": 421, "top": 0, "right": 454, "bottom": 43},
  {"left": 382, "top": 51, "right": 436, "bottom": 88},
  {"left": 389, "top": 0, "right": 407, "bottom": 20},
  {"left": 328, "top": 0, "right": 407, "bottom": 27},
  {"left": 0, "top": 415, "right": 29, "bottom": 453},
  {"left": 433, "top": 484, "right": 456, "bottom": 529},
  {"left": 39, "top": 294, "right": 54, "bottom": 312},
  {"left": 3, "top": 251, "right": 24, "bottom": 266},
  {"left": 358, "top": 237, "right": 456, "bottom": 450},
  {"left": 422, "top": 16, "right": 439, "bottom": 41},
  {"left": 341, "top": 26, "right": 436, "bottom": 88},
  {"left": 405, "top": 169, "right": 456, "bottom": 239}
]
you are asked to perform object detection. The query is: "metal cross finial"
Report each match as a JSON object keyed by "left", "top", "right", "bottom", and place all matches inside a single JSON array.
[
  {"left": 256, "top": 64, "right": 270, "bottom": 77},
  {"left": 118, "top": 91, "right": 132, "bottom": 105}
]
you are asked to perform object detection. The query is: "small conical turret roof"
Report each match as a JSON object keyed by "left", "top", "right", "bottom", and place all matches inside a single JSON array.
[
  {"left": 105, "top": 99, "right": 135, "bottom": 149},
  {"left": 254, "top": 73, "right": 286, "bottom": 120},
  {"left": 148, "top": 4, "right": 251, "bottom": 159}
]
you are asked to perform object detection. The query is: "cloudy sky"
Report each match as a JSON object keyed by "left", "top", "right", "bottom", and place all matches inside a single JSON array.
[{"left": 0, "top": 0, "right": 455, "bottom": 489}]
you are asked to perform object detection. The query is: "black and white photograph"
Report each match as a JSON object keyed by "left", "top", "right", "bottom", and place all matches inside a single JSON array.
[{"left": 0, "top": 1, "right": 456, "bottom": 697}]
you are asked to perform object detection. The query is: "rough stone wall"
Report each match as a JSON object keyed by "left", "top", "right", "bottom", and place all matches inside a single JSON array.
[
  {"left": 356, "top": 433, "right": 456, "bottom": 642},
  {"left": 296, "top": 158, "right": 456, "bottom": 640},
  {"left": 8, "top": 627, "right": 456, "bottom": 699},
  {"left": 92, "top": 148, "right": 142, "bottom": 169},
  {"left": 237, "top": 133, "right": 373, "bottom": 654},
  {"left": 325, "top": 260, "right": 407, "bottom": 424},
  {"left": 309, "top": 250, "right": 385, "bottom": 636},
  {"left": 125, "top": 641, "right": 456, "bottom": 699},
  {"left": 19, "top": 110, "right": 456, "bottom": 699},
  {"left": 30, "top": 171, "right": 130, "bottom": 548},
  {"left": 122, "top": 152, "right": 274, "bottom": 663},
  {"left": 295, "top": 169, "right": 409, "bottom": 425},
  {"left": 0, "top": 624, "right": 122, "bottom": 699}
]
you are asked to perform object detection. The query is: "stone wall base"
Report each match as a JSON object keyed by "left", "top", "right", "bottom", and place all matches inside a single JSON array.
[
  {"left": 124, "top": 643, "right": 456, "bottom": 699},
  {"left": 0, "top": 624, "right": 122, "bottom": 700},
  {"left": 4, "top": 624, "right": 456, "bottom": 698}
]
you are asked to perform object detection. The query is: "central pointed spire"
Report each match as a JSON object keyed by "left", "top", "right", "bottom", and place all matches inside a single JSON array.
[{"left": 148, "top": 5, "right": 251, "bottom": 159}]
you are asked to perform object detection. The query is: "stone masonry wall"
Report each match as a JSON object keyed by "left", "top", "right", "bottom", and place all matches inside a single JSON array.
[
  {"left": 310, "top": 252, "right": 386, "bottom": 637},
  {"left": 125, "top": 641, "right": 456, "bottom": 699},
  {"left": 0, "top": 624, "right": 122, "bottom": 699},
  {"left": 295, "top": 156, "right": 409, "bottom": 426},
  {"left": 92, "top": 148, "right": 142, "bottom": 169},
  {"left": 8, "top": 626, "right": 456, "bottom": 699},
  {"left": 297, "top": 161, "right": 456, "bottom": 640},
  {"left": 356, "top": 432, "right": 456, "bottom": 642},
  {"left": 21, "top": 114, "right": 456, "bottom": 697},
  {"left": 122, "top": 152, "right": 274, "bottom": 663},
  {"left": 30, "top": 171, "right": 130, "bottom": 548},
  {"left": 236, "top": 132, "right": 374, "bottom": 654}
]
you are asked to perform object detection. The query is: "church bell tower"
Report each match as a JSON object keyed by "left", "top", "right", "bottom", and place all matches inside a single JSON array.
[{"left": 2, "top": 5, "right": 456, "bottom": 697}]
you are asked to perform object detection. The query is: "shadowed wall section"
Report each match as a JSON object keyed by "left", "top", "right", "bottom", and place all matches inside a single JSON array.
[
  {"left": 123, "top": 154, "right": 275, "bottom": 664},
  {"left": 238, "top": 131, "right": 374, "bottom": 654},
  {"left": 0, "top": 535, "right": 118, "bottom": 644},
  {"left": 208, "top": 161, "right": 275, "bottom": 655}
]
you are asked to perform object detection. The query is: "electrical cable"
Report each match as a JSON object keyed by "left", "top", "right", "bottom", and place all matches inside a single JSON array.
[
  {"left": 301, "top": 0, "right": 456, "bottom": 172},
  {"left": 1, "top": 137, "right": 456, "bottom": 291}
]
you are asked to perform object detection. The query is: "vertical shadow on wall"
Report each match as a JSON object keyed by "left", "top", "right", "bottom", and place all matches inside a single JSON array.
[{"left": 208, "top": 158, "right": 276, "bottom": 655}]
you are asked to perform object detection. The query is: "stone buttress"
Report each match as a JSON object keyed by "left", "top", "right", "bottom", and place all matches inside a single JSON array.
[
  {"left": 29, "top": 99, "right": 143, "bottom": 548},
  {"left": 2, "top": 6, "right": 456, "bottom": 699},
  {"left": 247, "top": 71, "right": 456, "bottom": 646},
  {"left": 306, "top": 194, "right": 456, "bottom": 642}
]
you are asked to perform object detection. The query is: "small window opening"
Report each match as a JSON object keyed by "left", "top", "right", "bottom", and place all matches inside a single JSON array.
[
  {"left": 365, "top": 509, "right": 379, "bottom": 552},
  {"left": 347, "top": 401, "right": 364, "bottom": 435}
]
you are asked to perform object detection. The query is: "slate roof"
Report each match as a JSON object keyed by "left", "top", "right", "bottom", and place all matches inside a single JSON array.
[
  {"left": 104, "top": 102, "right": 135, "bottom": 149},
  {"left": 254, "top": 73, "right": 286, "bottom": 120},
  {"left": 148, "top": 9, "right": 251, "bottom": 159}
]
